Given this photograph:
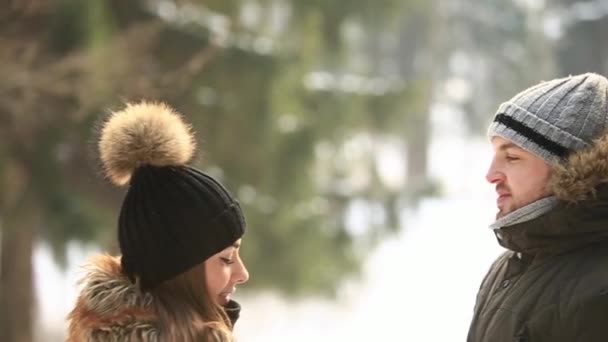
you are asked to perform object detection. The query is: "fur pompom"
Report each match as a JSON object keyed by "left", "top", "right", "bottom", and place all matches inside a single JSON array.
[{"left": 99, "top": 101, "right": 196, "bottom": 186}]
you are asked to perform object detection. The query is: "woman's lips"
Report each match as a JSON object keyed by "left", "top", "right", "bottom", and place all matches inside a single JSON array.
[{"left": 219, "top": 291, "right": 234, "bottom": 304}]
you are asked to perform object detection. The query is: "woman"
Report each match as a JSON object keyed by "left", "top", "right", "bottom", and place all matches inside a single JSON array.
[{"left": 67, "top": 101, "right": 249, "bottom": 341}]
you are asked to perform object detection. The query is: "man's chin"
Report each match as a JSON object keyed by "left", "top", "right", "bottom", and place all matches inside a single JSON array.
[{"left": 496, "top": 209, "right": 509, "bottom": 219}]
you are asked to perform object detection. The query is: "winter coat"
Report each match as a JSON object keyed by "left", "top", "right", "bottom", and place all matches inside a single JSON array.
[
  {"left": 66, "top": 254, "right": 240, "bottom": 342},
  {"left": 468, "top": 133, "right": 608, "bottom": 342}
]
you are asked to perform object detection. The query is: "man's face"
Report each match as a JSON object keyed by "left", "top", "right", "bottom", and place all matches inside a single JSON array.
[{"left": 486, "top": 136, "right": 552, "bottom": 219}]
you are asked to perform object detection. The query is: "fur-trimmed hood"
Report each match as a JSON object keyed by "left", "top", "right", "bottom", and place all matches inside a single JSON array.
[
  {"left": 66, "top": 255, "right": 237, "bottom": 342},
  {"left": 551, "top": 132, "right": 608, "bottom": 202},
  {"left": 67, "top": 254, "right": 159, "bottom": 341}
]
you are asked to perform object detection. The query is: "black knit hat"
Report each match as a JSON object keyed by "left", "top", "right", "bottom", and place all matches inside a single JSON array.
[{"left": 98, "top": 101, "right": 246, "bottom": 290}]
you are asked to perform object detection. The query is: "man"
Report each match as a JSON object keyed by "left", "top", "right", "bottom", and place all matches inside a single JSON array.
[{"left": 468, "top": 73, "right": 608, "bottom": 342}]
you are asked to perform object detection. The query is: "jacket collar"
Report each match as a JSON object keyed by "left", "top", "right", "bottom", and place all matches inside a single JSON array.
[
  {"left": 224, "top": 299, "right": 241, "bottom": 327},
  {"left": 496, "top": 185, "right": 608, "bottom": 259}
]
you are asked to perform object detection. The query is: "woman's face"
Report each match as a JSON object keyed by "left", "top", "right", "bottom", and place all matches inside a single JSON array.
[{"left": 204, "top": 239, "right": 249, "bottom": 306}]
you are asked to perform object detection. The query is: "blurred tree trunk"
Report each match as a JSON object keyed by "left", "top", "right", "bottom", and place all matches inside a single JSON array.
[
  {"left": 0, "top": 212, "right": 36, "bottom": 342},
  {"left": 405, "top": 107, "right": 430, "bottom": 190},
  {"left": 0, "top": 157, "right": 35, "bottom": 342},
  {"left": 398, "top": 3, "right": 437, "bottom": 196},
  {"left": 552, "top": 1, "right": 608, "bottom": 75}
]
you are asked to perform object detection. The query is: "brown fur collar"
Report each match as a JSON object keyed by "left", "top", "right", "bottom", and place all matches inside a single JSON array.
[
  {"left": 66, "top": 254, "right": 159, "bottom": 342},
  {"left": 551, "top": 133, "right": 608, "bottom": 202},
  {"left": 67, "top": 255, "right": 234, "bottom": 342}
]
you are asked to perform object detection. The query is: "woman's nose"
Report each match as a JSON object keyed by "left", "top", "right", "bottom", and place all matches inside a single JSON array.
[{"left": 234, "top": 258, "right": 249, "bottom": 284}]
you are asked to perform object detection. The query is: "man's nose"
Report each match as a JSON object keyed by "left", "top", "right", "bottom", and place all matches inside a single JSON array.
[{"left": 485, "top": 157, "right": 505, "bottom": 184}]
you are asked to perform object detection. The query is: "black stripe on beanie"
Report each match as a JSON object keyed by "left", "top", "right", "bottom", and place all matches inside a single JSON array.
[{"left": 494, "top": 114, "right": 569, "bottom": 158}]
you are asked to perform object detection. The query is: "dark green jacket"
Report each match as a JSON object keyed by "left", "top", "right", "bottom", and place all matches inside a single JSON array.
[{"left": 468, "top": 135, "right": 608, "bottom": 342}]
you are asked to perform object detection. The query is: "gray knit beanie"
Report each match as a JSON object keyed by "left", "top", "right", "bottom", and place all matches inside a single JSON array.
[{"left": 488, "top": 73, "right": 608, "bottom": 163}]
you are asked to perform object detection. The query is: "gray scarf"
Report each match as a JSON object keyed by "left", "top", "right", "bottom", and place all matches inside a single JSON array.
[{"left": 489, "top": 196, "right": 558, "bottom": 230}]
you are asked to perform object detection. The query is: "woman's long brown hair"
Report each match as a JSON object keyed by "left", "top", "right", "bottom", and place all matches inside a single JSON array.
[{"left": 150, "top": 262, "right": 234, "bottom": 341}]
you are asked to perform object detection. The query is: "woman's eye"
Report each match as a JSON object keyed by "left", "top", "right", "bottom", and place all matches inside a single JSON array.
[
  {"left": 506, "top": 155, "right": 520, "bottom": 161},
  {"left": 220, "top": 257, "right": 234, "bottom": 265}
]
